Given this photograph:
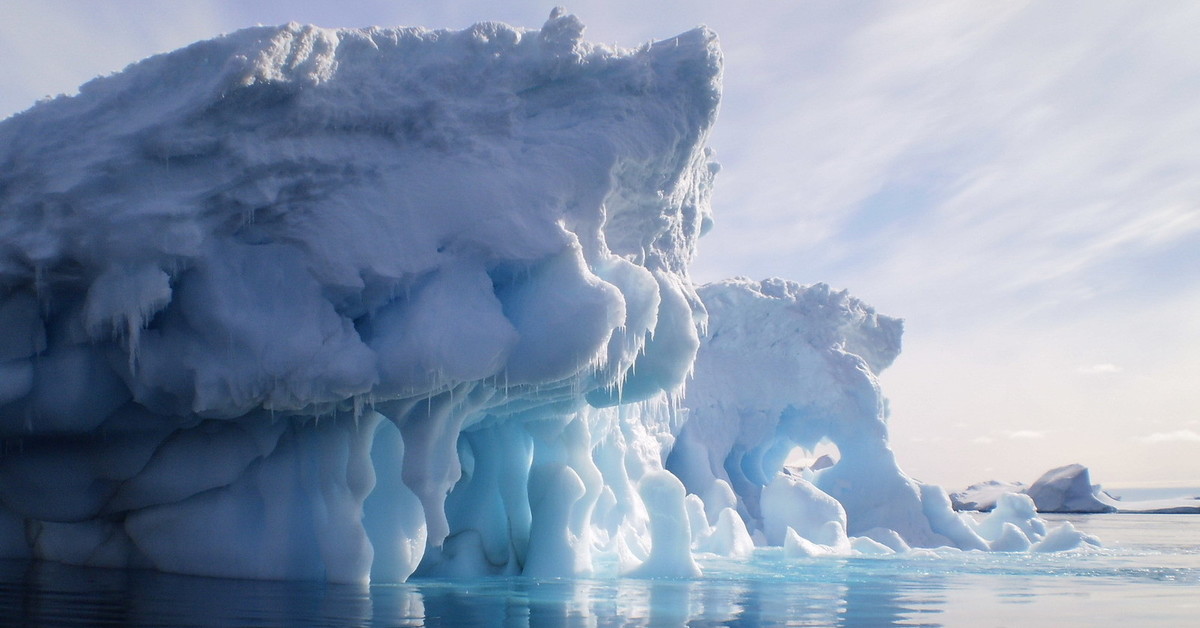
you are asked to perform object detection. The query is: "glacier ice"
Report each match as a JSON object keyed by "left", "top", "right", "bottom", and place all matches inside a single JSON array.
[{"left": 0, "top": 11, "right": 1094, "bottom": 584}]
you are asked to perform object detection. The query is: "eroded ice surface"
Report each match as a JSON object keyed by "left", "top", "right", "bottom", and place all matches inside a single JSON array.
[{"left": 0, "top": 11, "right": 1094, "bottom": 584}]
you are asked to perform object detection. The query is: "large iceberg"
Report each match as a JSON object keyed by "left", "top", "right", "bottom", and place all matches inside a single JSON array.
[{"left": 0, "top": 12, "right": 1091, "bottom": 584}]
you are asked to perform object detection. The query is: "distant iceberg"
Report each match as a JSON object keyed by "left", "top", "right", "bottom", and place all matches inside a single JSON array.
[
  {"left": 0, "top": 11, "right": 1096, "bottom": 584},
  {"left": 950, "top": 480, "right": 1027, "bottom": 512},
  {"left": 1025, "top": 464, "right": 1119, "bottom": 513},
  {"left": 953, "top": 464, "right": 1200, "bottom": 514}
]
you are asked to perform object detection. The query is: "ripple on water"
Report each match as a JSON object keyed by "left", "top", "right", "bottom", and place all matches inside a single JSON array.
[{"left": 0, "top": 514, "right": 1197, "bottom": 626}]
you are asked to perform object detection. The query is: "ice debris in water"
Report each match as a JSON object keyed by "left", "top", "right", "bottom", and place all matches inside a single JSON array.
[{"left": 0, "top": 10, "right": 1096, "bottom": 584}]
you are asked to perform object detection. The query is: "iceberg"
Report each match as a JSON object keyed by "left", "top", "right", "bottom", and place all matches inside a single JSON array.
[
  {"left": 0, "top": 10, "right": 720, "bottom": 583},
  {"left": 669, "top": 278, "right": 1097, "bottom": 554},
  {"left": 1024, "top": 464, "right": 1119, "bottom": 514},
  {"left": 950, "top": 480, "right": 1027, "bottom": 512},
  {"left": 0, "top": 11, "right": 1092, "bottom": 584},
  {"left": 673, "top": 278, "right": 945, "bottom": 548},
  {"left": 954, "top": 464, "right": 1200, "bottom": 514}
]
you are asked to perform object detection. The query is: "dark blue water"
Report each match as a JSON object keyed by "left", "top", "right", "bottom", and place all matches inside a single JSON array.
[{"left": 1, "top": 515, "right": 1196, "bottom": 627}]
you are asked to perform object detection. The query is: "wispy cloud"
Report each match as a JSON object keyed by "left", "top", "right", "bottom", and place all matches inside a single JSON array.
[
  {"left": 1139, "top": 430, "right": 1200, "bottom": 444},
  {"left": 696, "top": 1, "right": 1200, "bottom": 328},
  {"left": 1078, "top": 363, "right": 1122, "bottom": 375},
  {"left": 690, "top": 1, "right": 1200, "bottom": 487},
  {"left": 1003, "top": 430, "right": 1046, "bottom": 440}
]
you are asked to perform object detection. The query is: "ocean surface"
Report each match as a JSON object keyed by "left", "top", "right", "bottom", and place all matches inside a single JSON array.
[
  {"left": 1, "top": 514, "right": 1196, "bottom": 627},
  {"left": 1107, "top": 486, "right": 1200, "bottom": 502}
]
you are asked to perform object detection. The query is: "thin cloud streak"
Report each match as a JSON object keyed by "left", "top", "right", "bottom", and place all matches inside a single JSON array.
[
  {"left": 1078, "top": 364, "right": 1122, "bottom": 375},
  {"left": 1003, "top": 431, "right": 1047, "bottom": 440},
  {"left": 1139, "top": 430, "right": 1200, "bottom": 444},
  {"left": 698, "top": 1, "right": 1200, "bottom": 324}
]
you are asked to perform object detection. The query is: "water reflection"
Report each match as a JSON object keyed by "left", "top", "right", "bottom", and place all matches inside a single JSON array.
[
  {"left": 6, "top": 515, "right": 1195, "bottom": 626},
  {"left": 0, "top": 557, "right": 951, "bottom": 627},
  {"left": 1, "top": 560, "right": 384, "bottom": 626}
]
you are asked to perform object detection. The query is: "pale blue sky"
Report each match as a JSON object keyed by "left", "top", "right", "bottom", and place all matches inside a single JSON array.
[{"left": 3, "top": 1, "right": 1198, "bottom": 489}]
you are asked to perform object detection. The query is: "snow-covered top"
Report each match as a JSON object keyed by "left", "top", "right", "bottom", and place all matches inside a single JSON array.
[
  {"left": 0, "top": 11, "right": 722, "bottom": 423},
  {"left": 2, "top": 14, "right": 720, "bottom": 278},
  {"left": 701, "top": 277, "right": 902, "bottom": 372}
]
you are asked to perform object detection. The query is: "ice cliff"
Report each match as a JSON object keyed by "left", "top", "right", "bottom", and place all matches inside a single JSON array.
[{"left": 0, "top": 12, "right": 1093, "bottom": 584}]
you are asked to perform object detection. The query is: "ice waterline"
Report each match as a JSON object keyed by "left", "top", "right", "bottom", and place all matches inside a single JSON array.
[
  {"left": 3, "top": 515, "right": 1197, "bottom": 627},
  {"left": 0, "top": 10, "right": 1098, "bottom": 585}
]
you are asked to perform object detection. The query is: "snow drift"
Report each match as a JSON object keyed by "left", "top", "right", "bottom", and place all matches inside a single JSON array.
[{"left": 0, "top": 11, "right": 1093, "bottom": 583}]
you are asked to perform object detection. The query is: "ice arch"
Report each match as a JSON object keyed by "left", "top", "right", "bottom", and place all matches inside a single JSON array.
[
  {"left": 672, "top": 279, "right": 1097, "bottom": 554},
  {"left": 672, "top": 278, "right": 949, "bottom": 547}
]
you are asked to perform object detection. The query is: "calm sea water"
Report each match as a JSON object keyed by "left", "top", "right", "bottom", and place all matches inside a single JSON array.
[{"left": 1, "top": 514, "right": 1196, "bottom": 627}]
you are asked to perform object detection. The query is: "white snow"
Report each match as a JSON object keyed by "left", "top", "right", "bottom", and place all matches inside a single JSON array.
[{"left": 0, "top": 11, "right": 1103, "bottom": 584}]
